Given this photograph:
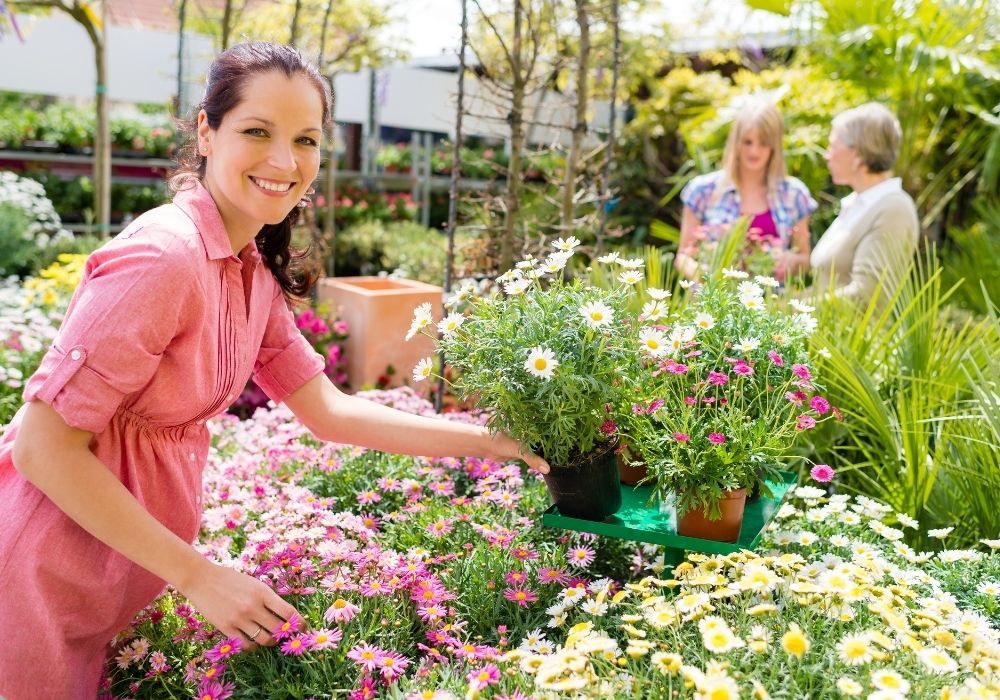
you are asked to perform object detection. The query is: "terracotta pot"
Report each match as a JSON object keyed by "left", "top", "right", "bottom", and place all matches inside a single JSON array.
[
  {"left": 676, "top": 488, "right": 747, "bottom": 543},
  {"left": 542, "top": 443, "right": 622, "bottom": 521},
  {"left": 616, "top": 453, "right": 649, "bottom": 486},
  {"left": 316, "top": 277, "right": 442, "bottom": 393}
]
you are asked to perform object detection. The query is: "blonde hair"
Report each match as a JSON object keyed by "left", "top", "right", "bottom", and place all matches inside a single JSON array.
[
  {"left": 831, "top": 102, "right": 901, "bottom": 174},
  {"left": 720, "top": 101, "right": 787, "bottom": 195}
]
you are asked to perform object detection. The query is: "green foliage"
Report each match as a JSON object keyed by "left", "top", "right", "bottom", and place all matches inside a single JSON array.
[
  {"left": 808, "top": 250, "right": 1000, "bottom": 547},
  {"left": 937, "top": 198, "right": 1000, "bottom": 316},
  {"left": 0, "top": 202, "right": 34, "bottom": 277}
]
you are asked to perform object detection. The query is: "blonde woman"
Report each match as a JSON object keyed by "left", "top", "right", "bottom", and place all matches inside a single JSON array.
[
  {"left": 676, "top": 101, "right": 817, "bottom": 282},
  {"left": 811, "top": 102, "right": 918, "bottom": 309}
]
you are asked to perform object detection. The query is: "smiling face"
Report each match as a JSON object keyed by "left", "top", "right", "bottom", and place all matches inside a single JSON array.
[
  {"left": 738, "top": 128, "right": 773, "bottom": 177},
  {"left": 198, "top": 70, "right": 324, "bottom": 246}
]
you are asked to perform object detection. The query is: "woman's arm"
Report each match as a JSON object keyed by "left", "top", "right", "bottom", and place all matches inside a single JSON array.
[
  {"left": 674, "top": 206, "right": 703, "bottom": 280},
  {"left": 12, "top": 401, "right": 298, "bottom": 648},
  {"left": 284, "top": 373, "right": 550, "bottom": 473},
  {"left": 776, "top": 216, "right": 812, "bottom": 282}
]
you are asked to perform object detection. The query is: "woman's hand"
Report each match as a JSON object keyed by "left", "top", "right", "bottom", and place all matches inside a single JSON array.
[
  {"left": 175, "top": 559, "right": 302, "bottom": 651},
  {"left": 484, "top": 432, "right": 550, "bottom": 474}
]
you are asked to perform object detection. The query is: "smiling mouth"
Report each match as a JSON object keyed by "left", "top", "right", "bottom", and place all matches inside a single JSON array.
[{"left": 250, "top": 176, "right": 294, "bottom": 193}]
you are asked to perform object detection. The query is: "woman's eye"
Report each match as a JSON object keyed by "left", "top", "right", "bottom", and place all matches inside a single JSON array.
[
  {"left": 298, "top": 136, "right": 319, "bottom": 147},
  {"left": 244, "top": 128, "right": 267, "bottom": 137}
]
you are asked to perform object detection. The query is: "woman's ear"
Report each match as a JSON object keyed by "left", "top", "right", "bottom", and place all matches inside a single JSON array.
[{"left": 196, "top": 109, "right": 211, "bottom": 156}]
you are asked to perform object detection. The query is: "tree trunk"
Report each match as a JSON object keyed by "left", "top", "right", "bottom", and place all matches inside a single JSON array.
[
  {"left": 221, "top": 0, "right": 233, "bottom": 50},
  {"left": 596, "top": 0, "right": 621, "bottom": 253},
  {"left": 560, "top": 0, "right": 589, "bottom": 235},
  {"left": 289, "top": 0, "right": 303, "bottom": 47},
  {"left": 500, "top": 0, "right": 525, "bottom": 273}
]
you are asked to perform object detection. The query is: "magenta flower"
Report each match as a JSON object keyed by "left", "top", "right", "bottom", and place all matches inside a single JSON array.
[
  {"left": 567, "top": 545, "right": 596, "bottom": 568},
  {"left": 666, "top": 360, "right": 689, "bottom": 375},
  {"left": 467, "top": 663, "right": 502, "bottom": 689},
  {"left": 537, "top": 567, "right": 570, "bottom": 585},
  {"left": 416, "top": 603, "right": 448, "bottom": 622},
  {"left": 204, "top": 637, "right": 242, "bottom": 663},
  {"left": 503, "top": 586, "right": 538, "bottom": 607},
  {"left": 707, "top": 432, "right": 727, "bottom": 444},
  {"left": 426, "top": 519, "right": 453, "bottom": 538},
  {"left": 356, "top": 490, "right": 381, "bottom": 505},
  {"left": 272, "top": 612, "right": 302, "bottom": 641},
  {"left": 511, "top": 546, "right": 538, "bottom": 561},
  {"left": 767, "top": 349, "right": 784, "bottom": 366},
  {"left": 505, "top": 570, "right": 529, "bottom": 586},
  {"left": 684, "top": 395, "right": 697, "bottom": 406},
  {"left": 280, "top": 634, "right": 309, "bottom": 656},
  {"left": 791, "top": 363, "right": 812, "bottom": 381},
  {"left": 196, "top": 680, "right": 235, "bottom": 700},
  {"left": 810, "top": 464, "right": 835, "bottom": 483},
  {"left": 600, "top": 419, "right": 618, "bottom": 435},
  {"left": 673, "top": 432, "right": 690, "bottom": 443},
  {"left": 733, "top": 361, "right": 754, "bottom": 376},
  {"left": 376, "top": 650, "right": 410, "bottom": 682},
  {"left": 810, "top": 395, "right": 831, "bottom": 415},
  {"left": 647, "top": 398, "right": 665, "bottom": 413},
  {"left": 631, "top": 403, "right": 645, "bottom": 415},
  {"left": 785, "top": 390, "right": 807, "bottom": 406},
  {"left": 708, "top": 370, "right": 729, "bottom": 386},
  {"left": 796, "top": 414, "right": 817, "bottom": 431}
]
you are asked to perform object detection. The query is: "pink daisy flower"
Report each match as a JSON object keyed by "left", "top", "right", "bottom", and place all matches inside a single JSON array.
[
  {"left": 810, "top": 395, "right": 831, "bottom": 415},
  {"left": 324, "top": 598, "right": 361, "bottom": 624},
  {"left": 505, "top": 570, "right": 529, "bottom": 586},
  {"left": 272, "top": 612, "right": 303, "bottom": 641},
  {"left": 426, "top": 519, "right": 453, "bottom": 538},
  {"left": 347, "top": 642, "right": 383, "bottom": 672},
  {"left": 467, "top": 663, "right": 502, "bottom": 689},
  {"left": 280, "top": 634, "right": 309, "bottom": 656},
  {"left": 567, "top": 546, "right": 596, "bottom": 568},
  {"left": 684, "top": 395, "right": 697, "bottom": 406},
  {"left": 375, "top": 650, "right": 410, "bottom": 681},
  {"left": 204, "top": 637, "right": 242, "bottom": 663},
  {"left": 796, "top": 414, "right": 817, "bottom": 431},
  {"left": 511, "top": 546, "right": 538, "bottom": 561},
  {"left": 647, "top": 398, "right": 665, "bottom": 413},
  {"left": 359, "top": 579, "right": 390, "bottom": 597},
  {"left": 196, "top": 680, "right": 235, "bottom": 700},
  {"left": 357, "top": 490, "right": 382, "bottom": 505},
  {"left": 708, "top": 371, "right": 728, "bottom": 386},
  {"left": 666, "top": 361, "right": 688, "bottom": 375},
  {"left": 673, "top": 432, "right": 690, "bottom": 443},
  {"left": 503, "top": 586, "right": 538, "bottom": 607},
  {"left": 416, "top": 604, "right": 448, "bottom": 623},
  {"left": 810, "top": 464, "right": 835, "bottom": 483},
  {"left": 791, "top": 363, "right": 812, "bottom": 380},
  {"left": 785, "top": 390, "right": 807, "bottom": 406},
  {"left": 600, "top": 419, "right": 618, "bottom": 435},
  {"left": 733, "top": 361, "right": 754, "bottom": 376},
  {"left": 537, "top": 567, "right": 570, "bottom": 585},
  {"left": 707, "top": 432, "right": 727, "bottom": 444},
  {"left": 767, "top": 349, "right": 784, "bottom": 366},
  {"left": 307, "top": 628, "right": 342, "bottom": 651}
]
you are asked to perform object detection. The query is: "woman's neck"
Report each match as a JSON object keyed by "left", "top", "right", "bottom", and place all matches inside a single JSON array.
[
  {"left": 737, "top": 167, "right": 768, "bottom": 189},
  {"left": 852, "top": 170, "right": 892, "bottom": 195}
]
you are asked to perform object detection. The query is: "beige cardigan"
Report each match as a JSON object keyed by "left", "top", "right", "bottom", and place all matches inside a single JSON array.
[{"left": 810, "top": 190, "right": 919, "bottom": 310}]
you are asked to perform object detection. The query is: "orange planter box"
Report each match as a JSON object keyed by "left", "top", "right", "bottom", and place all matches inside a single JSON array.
[{"left": 316, "top": 277, "right": 442, "bottom": 392}]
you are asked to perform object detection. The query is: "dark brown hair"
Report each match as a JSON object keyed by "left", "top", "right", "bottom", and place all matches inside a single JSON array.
[{"left": 170, "top": 41, "right": 332, "bottom": 300}]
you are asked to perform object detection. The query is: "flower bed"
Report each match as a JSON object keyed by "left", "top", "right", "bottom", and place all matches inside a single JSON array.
[{"left": 103, "top": 391, "right": 1000, "bottom": 699}]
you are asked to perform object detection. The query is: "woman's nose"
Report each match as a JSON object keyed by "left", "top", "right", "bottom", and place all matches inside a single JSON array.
[{"left": 268, "top": 143, "right": 296, "bottom": 171}]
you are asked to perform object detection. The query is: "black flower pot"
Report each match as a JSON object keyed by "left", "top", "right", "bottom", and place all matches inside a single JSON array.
[{"left": 542, "top": 443, "right": 622, "bottom": 521}]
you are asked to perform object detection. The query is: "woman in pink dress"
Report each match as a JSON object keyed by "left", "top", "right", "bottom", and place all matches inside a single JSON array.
[{"left": 0, "top": 42, "right": 547, "bottom": 699}]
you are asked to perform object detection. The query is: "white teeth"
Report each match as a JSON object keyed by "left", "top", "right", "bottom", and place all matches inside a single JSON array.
[{"left": 251, "top": 177, "right": 292, "bottom": 192}]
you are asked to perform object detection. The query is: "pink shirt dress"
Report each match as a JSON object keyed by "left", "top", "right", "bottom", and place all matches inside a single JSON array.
[{"left": 0, "top": 180, "right": 324, "bottom": 699}]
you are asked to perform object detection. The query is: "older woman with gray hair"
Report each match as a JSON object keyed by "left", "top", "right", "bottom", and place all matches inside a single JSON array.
[{"left": 811, "top": 102, "right": 919, "bottom": 309}]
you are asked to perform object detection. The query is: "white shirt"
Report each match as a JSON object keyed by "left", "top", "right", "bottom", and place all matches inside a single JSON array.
[{"left": 812, "top": 177, "right": 902, "bottom": 264}]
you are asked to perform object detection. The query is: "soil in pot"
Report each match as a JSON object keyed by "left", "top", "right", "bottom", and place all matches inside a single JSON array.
[
  {"left": 676, "top": 488, "right": 747, "bottom": 543},
  {"left": 542, "top": 442, "right": 622, "bottom": 521}
]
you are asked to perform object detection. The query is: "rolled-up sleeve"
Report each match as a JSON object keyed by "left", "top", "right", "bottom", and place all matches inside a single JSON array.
[
  {"left": 23, "top": 235, "right": 192, "bottom": 434},
  {"left": 252, "top": 289, "right": 325, "bottom": 403}
]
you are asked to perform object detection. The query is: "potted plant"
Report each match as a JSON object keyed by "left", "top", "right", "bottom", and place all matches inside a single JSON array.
[
  {"left": 621, "top": 269, "right": 835, "bottom": 542},
  {"left": 406, "top": 239, "right": 645, "bottom": 521}
]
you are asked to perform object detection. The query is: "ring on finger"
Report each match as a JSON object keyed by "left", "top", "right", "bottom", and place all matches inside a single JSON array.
[{"left": 248, "top": 624, "right": 264, "bottom": 641}]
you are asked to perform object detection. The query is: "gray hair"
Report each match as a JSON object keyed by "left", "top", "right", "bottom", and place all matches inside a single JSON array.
[{"left": 831, "top": 103, "right": 902, "bottom": 174}]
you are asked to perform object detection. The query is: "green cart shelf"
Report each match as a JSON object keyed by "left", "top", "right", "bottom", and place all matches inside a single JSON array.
[{"left": 542, "top": 469, "right": 798, "bottom": 563}]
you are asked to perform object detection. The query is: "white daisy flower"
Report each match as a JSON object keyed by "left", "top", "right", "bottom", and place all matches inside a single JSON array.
[
  {"left": 737, "top": 281, "right": 764, "bottom": 297},
  {"left": 641, "top": 300, "right": 666, "bottom": 321},
  {"left": 597, "top": 252, "right": 620, "bottom": 264},
  {"left": 790, "top": 299, "right": 815, "bottom": 313},
  {"left": 524, "top": 346, "right": 559, "bottom": 379},
  {"left": 976, "top": 580, "right": 999, "bottom": 597},
  {"left": 581, "top": 599, "right": 609, "bottom": 616},
  {"left": 795, "top": 313, "right": 818, "bottom": 334},
  {"left": 678, "top": 279, "right": 695, "bottom": 289},
  {"left": 896, "top": 512, "right": 919, "bottom": 529},
  {"left": 552, "top": 236, "right": 581, "bottom": 251},
  {"left": 722, "top": 267, "right": 749, "bottom": 279},
  {"left": 694, "top": 312, "right": 715, "bottom": 330},
  {"left": 405, "top": 303, "right": 434, "bottom": 341},
  {"left": 981, "top": 538, "right": 1000, "bottom": 549},
  {"left": 735, "top": 336, "right": 760, "bottom": 354},
  {"left": 740, "top": 293, "right": 765, "bottom": 311},
  {"left": 639, "top": 328, "right": 667, "bottom": 357},
  {"left": 816, "top": 347, "right": 832, "bottom": 359},
  {"left": 755, "top": 275, "right": 780, "bottom": 288},
  {"left": 618, "top": 257, "right": 645, "bottom": 269},
  {"left": 580, "top": 301, "right": 614, "bottom": 328},
  {"left": 917, "top": 647, "right": 958, "bottom": 674},
  {"left": 618, "top": 270, "right": 644, "bottom": 285},
  {"left": 504, "top": 278, "right": 532, "bottom": 296},
  {"left": 497, "top": 269, "right": 521, "bottom": 283},
  {"left": 437, "top": 313, "right": 465, "bottom": 335},
  {"left": 412, "top": 357, "right": 434, "bottom": 383},
  {"left": 647, "top": 287, "right": 671, "bottom": 300},
  {"left": 516, "top": 259, "right": 536, "bottom": 270},
  {"left": 928, "top": 527, "right": 954, "bottom": 539},
  {"left": 870, "top": 669, "right": 910, "bottom": 695}
]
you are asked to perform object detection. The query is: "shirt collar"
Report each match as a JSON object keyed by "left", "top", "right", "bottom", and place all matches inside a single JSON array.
[
  {"left": 173, "top": 178, "right": 261, "bottom": 263},
  {"left": 857, "top": 176, "right": 902, "bottom": 207}
]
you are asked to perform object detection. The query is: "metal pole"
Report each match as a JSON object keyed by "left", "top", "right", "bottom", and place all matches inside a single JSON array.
[
  {"left": 435, "top": 0, "right": 468, "bottom": 413},
  {"left": 595, "top": 0, "right": 621, "bottom": 253},
  {"left": 176, "top": 0, "right": 187, "bottom": 118}
]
